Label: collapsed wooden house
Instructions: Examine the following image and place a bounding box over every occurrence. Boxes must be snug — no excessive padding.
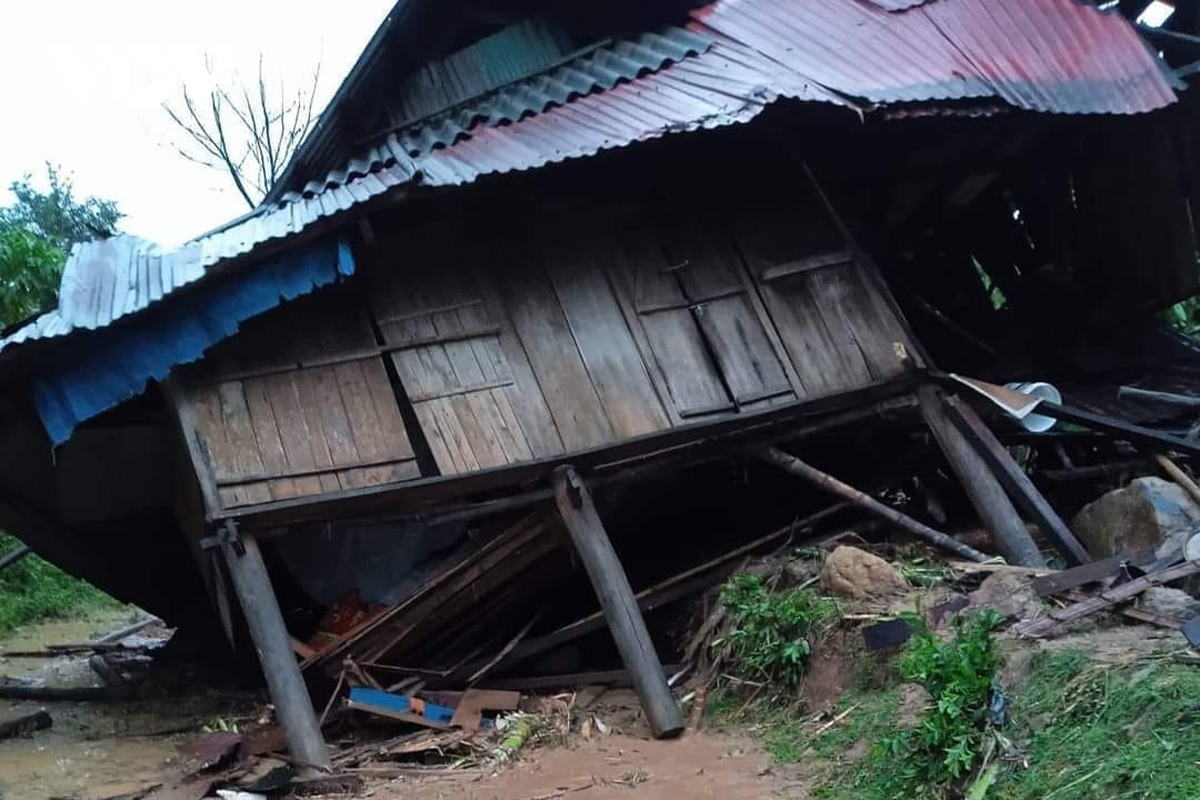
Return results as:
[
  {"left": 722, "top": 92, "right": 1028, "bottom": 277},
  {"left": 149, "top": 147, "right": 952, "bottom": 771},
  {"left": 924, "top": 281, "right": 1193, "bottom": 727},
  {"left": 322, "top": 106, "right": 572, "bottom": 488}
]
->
[{"left": 0, "top": 0, "right": 1188, "bottom": 763}]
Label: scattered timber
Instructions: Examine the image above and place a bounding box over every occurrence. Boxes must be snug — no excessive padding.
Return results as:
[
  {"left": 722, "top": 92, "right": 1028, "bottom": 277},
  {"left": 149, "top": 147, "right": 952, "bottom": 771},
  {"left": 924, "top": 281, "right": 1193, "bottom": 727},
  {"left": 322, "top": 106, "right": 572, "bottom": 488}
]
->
[
  {"left": 552, "top": 465, "right": 684, "bottom": 739},
  {"left": 919, "top": 388, "right": 1046, "bottom": 567},
  {"left": 94, "top": 617, "right": 162, "bottom": 645},
  {"left": 758, "top": 447, "right": 989, "bottom": 562},
  {"left": 0, "top": 545, "right": 31, "bottom": 572},
  {"left": 1153, "top": 453, "right": 1200, "bottom": 507},
  {"left": 1117, "top": 386, "right": 1200, "bottom": 408},
  {"left": 0, "top": 679, "right": 114, "bottom": 702},
  {"left": 1013, "top": 560, "right": 1200, "bottom": 638},
  {"left": 1035, "top": 401, "right": 1200, "bottom": 459},
  {"left": 0, "top": 710, "right": 51, "bottom": 740},
  {"left": 1037, "top": 460, "right": 1150, "bottom": 483}
]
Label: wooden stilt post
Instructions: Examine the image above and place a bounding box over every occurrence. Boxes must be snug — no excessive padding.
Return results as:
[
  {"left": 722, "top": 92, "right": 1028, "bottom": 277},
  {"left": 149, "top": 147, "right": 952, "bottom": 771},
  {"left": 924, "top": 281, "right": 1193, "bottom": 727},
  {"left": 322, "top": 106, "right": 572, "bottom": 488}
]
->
[
  {"left": 552, "top": 466, "right": 684, "bottom": 739},
  {"left": 942, "top": 394, "right": 1091, "bottom": 565},
  {"left": 218, "top": 522, "right": 330, "bottom": 771},
  {"left": 918, "top": 387, "right": 1046, "bottom": 567}
]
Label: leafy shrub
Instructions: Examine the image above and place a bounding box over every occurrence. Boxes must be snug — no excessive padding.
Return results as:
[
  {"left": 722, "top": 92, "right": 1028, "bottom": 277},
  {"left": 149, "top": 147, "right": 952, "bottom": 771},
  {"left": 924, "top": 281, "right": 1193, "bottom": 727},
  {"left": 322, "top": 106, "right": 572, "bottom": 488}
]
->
[
  {"left": 877, "top": 609, "right": 1003, "bottom": 793},
  {"left": 719, "top": 573, "right": 836, "bottom": 688}
]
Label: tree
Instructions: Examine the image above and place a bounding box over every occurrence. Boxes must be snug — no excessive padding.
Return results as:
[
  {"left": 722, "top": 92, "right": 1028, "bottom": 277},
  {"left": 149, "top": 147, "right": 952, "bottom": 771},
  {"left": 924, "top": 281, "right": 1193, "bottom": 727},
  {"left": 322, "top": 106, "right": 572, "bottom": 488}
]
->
[
  {"left": 0, "top": 165, "right": 122, "bottom": 328},
  {"left": 0, "top": 228, "right": 65, "bottom": 327},
  {"left": 163, "top": 55, "right": 322, "bottom": 209},
  {"left": 0, "top": 165, "right": 122, "bottom": 250}
]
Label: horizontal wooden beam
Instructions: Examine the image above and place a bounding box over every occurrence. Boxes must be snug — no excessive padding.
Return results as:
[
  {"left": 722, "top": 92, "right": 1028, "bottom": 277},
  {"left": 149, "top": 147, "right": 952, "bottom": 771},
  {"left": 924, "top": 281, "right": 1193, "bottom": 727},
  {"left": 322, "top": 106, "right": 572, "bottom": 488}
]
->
[{"left": 219, "top": 373, "right": 919, "bottom": 530}]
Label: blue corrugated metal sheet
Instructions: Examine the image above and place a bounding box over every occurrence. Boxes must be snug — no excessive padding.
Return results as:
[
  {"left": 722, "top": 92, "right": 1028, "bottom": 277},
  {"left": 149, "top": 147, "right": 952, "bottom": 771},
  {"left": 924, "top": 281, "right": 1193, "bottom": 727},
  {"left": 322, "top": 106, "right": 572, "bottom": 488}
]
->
[{"left": 32, "top": 240, "right": 353, "bottom": 445}]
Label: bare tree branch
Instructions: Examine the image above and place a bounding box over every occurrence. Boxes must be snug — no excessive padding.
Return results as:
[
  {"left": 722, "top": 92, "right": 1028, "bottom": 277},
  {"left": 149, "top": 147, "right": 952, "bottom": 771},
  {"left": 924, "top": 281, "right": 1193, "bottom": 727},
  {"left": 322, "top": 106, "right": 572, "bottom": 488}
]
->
[{"left": 162, "top": 52, "right": 322, "bottom": 209}]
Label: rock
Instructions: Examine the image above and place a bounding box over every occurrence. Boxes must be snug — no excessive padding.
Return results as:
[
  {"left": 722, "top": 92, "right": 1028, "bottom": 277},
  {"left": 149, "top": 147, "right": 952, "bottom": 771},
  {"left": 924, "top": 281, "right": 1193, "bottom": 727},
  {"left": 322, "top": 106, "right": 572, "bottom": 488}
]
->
[
  {"left": 967, "top": 572, "right": 1044, "bottom": 621},
  {"left": 819, "top": 546, "right": 907, "bottom": 599},
  {"left": 1071, "top": 477, "right": 1200, "bottom": 560},
  {"left": 1140, "top": 587, "right": 1200, "bottom": 621}
]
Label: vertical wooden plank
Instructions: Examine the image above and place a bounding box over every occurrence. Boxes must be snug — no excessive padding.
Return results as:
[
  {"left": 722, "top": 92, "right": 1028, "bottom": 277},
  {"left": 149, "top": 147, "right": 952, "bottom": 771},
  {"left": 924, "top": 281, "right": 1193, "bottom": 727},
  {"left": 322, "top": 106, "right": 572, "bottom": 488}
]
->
[
  {"left": 261, "top": 374, "right": 324, "bottom": 497},
  {"left": 472, "top": 270, "right": 566, "bottom": 459},
  {"left": 807, "top": 266, "right": 903, "bottom": 381},
  {"left": 757, "top": 272, "right": 873, "bottom": 396},
  {"left": 545, "top": 239, "right": 671, "bottom": 439},
  {"left": 210, "top": 383, "right": 269, "bottom": 506},
  {"left": 242, "top": 378, "right": 303, "bottom": 501},
  {"left": 290, "top": 370, "right": 343, "bottom": 495},
  {"left": 498, "top": 265, "right": 614, "bottom": 450}
]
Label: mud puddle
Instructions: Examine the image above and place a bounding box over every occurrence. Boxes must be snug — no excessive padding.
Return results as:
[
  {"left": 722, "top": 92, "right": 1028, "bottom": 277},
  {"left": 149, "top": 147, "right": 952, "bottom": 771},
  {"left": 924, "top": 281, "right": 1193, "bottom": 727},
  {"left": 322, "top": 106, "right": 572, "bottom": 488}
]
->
[{"left": 0, "top": 609, "right": 252, "bottom": 800}]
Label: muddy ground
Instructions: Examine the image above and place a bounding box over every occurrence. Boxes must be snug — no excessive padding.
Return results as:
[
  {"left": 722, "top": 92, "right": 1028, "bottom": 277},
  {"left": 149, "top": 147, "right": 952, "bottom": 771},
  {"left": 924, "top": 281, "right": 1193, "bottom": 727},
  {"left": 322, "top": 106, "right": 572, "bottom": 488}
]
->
[{"left": 0, "top": 609, "right": 256, "bottom": 800}]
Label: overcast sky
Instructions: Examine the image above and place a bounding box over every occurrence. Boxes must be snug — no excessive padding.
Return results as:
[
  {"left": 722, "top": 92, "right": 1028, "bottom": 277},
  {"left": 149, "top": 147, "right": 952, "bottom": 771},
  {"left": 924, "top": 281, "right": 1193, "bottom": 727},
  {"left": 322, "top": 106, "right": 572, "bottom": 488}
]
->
[{"left": 0, "top": 0, "right": 395, "bottom": 246}]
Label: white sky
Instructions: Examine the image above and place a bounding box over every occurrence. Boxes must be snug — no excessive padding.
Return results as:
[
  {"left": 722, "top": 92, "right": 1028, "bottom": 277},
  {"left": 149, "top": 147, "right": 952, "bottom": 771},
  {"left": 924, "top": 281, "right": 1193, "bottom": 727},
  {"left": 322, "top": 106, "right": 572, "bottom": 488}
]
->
[{"left": 0, "top": 0, "right": 396, "bottom": 246}]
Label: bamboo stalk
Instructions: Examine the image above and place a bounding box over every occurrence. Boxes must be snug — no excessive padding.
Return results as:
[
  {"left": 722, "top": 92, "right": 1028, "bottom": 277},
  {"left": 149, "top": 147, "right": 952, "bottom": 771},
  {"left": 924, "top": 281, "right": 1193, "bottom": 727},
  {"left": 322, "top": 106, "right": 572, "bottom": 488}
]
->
[{"left": 758, "top": 447, "right": 989, "bottom": 563}]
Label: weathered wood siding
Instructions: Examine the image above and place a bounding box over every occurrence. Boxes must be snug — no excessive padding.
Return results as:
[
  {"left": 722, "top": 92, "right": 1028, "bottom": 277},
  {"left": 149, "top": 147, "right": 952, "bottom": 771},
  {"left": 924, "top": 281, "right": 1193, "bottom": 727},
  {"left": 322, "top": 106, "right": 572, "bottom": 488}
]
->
[
  {"left": 172, "top": 189, "right": 919, "bottom": 513},
  {"left": 177, "top": 290, "right": 419, "bottom": 510}
]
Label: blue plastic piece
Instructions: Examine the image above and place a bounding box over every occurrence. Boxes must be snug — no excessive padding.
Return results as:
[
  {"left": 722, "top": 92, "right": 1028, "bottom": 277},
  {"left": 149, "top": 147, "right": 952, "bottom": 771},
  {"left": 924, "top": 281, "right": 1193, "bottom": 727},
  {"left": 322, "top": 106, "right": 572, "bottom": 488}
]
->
[
  {"left": 32, "top": 239, "right": 354, "bottom": 445},
  {"left": 348, "top": 686, "right": 457, "bottom": 725}
]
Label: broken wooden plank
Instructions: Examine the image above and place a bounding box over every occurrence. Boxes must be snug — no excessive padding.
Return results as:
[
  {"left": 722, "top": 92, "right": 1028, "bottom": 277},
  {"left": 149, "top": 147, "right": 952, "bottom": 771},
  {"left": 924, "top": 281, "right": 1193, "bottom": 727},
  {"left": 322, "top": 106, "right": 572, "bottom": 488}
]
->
[
  {"left": 0, "top": 544, "right": 31, "bottom": 572},
  {"left": 448, "top": 689, "right": 521, "bottom": 732},
  {"left": 919, "top": 388, "right": 1045, "bottom": 567},
  {"left": 552, "top": 465, "right": 684, "bottom": 739},
  {"left": 0, "top": 710, "right": 51, "bottom": 740},
  {"left": 1035, "top": 401, "right": 1200, "bottom": 458},
  {"left": 1031, "top": 555, "right": 1125, "bottom": 598},
  {"left": 1013, "top": 560, "right": 1200, "bottom": 638},
  {"left": 758, "top": 446, "right": 989, "bottom": 562},
  {"left": 943, "top": 394, "right": 1089, "bottom": 565},
  {"left": 1117, "top": 385, "right": 1200, "bottom": 408},
  {"left": 1153, "top": 453, "right": 1200, "bottom": 507}
]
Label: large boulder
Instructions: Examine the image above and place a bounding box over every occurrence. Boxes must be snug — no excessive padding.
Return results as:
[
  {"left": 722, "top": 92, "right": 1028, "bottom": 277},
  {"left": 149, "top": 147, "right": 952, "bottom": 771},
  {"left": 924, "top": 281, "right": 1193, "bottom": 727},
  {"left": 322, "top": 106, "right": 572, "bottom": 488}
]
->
[
  {"left": 1141, "top": 587, "right": 1200, "bottom": 620},
  {"left": 820, "top": 546, "right": 908, "bottom": 599},
  {"left": 1071, "top": 477, "right": 1200, "bottom": 560},
  {"left": 967, "top": 571, "right": 1044, "bottom": 621}
]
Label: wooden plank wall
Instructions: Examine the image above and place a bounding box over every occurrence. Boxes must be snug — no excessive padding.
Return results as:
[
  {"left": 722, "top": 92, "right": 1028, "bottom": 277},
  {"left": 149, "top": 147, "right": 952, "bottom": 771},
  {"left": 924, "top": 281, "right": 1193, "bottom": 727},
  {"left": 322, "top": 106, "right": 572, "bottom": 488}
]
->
[
  {"left": 177, "top": 289, "right": 419, "bottom": 511},
  {"left": 173, "top": 180, "right": 920, "bottom": 512}
]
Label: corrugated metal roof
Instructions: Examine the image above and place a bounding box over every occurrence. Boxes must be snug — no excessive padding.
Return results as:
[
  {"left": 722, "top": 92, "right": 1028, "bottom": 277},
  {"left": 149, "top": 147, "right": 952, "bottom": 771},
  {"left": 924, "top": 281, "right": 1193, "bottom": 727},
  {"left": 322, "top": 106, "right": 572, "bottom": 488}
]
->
[
  {"left": 391, "top": 28, "right": 714, "bottom": 158},
  {"left": 0, "top": 0, "right": 1175, "bottom": 355}
]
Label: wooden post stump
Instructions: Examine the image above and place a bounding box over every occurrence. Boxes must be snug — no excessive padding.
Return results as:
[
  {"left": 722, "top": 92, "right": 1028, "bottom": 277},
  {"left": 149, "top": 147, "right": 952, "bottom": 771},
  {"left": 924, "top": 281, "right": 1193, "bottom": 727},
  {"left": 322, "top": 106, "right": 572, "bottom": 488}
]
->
[
  {"left": 552, "top": 465, "right": 684, "bottom": 739},
  {"left": 219, "top": 524, "right": 330, "bottom": 771}
]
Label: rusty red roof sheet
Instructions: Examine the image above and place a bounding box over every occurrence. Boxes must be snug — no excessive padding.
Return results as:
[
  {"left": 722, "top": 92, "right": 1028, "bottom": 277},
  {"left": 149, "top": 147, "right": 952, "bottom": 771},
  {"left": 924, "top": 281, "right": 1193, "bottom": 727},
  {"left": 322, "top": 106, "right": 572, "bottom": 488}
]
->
[{"left": 1, "top": 0, "right": 1175, "bottom": 353}]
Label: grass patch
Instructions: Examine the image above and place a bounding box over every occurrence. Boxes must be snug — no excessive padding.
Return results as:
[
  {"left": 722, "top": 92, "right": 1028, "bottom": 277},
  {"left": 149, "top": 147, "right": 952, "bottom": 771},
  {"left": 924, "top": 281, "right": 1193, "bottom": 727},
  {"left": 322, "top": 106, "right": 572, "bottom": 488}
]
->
[
  {"left": 0, "top": 533, "right": 122, "bottom": 636},
  {"left": 992, "top": 651, "right": 1200, "bottom": 800}
]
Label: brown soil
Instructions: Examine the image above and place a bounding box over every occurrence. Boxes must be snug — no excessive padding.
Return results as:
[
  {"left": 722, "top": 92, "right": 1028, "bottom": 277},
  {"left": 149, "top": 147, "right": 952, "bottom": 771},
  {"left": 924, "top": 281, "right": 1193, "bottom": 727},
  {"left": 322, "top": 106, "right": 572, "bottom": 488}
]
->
[{"left": 381, "top": 731, "right": 795, "bottom": 800}]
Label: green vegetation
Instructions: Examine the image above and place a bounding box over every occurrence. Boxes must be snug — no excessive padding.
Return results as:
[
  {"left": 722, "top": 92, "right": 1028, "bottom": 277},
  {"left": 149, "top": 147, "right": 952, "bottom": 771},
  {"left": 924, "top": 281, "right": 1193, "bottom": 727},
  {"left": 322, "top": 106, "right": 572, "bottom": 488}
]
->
[
  {"left": 0, "top": 533, "right": 121, "bottom": 636},
  {"left": 993, "top": 651, "right": 1200, "bottom": 800},
  {"left": 1166, "top": 295, "right": 1200, "bottom": 336},
  {"left": 0, "top": 164, "right": 121, "bottom": 327},
  {"left": 719, "top": 573, "right": 837, "bottom": 687},
  {"left": 886, "top": 610, "right": 1004, "bottom": 789}
]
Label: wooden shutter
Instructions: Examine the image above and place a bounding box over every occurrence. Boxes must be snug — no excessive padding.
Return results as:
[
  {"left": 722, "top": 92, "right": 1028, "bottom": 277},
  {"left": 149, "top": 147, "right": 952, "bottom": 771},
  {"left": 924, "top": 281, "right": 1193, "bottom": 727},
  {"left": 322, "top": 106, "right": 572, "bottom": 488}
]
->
[
  {"left": 369, "top": 249, "right": 565, "bottom": 475},
  {"left": 181, "top": 291, "right": 419, "bottom": 509}
]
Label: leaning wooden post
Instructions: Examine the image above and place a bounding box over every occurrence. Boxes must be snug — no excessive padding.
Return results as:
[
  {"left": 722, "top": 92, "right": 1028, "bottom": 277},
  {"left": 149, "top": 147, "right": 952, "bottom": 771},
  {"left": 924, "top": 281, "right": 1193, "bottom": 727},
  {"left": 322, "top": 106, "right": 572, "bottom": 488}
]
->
[
  {"left": 552, "top": 465, "right": 684, "bottom": 739},
  {"left": 218, "top": 522, "right": 330, "bottom": 771},
  {"left": 942, "top": 394, "right": 1090, "bottom": 565},
  {"left": 758, "top": 447, "right": 989, "bottom": 562},
  {"left": 918, "top": 386, "right": 1046, "bottom": 567}
]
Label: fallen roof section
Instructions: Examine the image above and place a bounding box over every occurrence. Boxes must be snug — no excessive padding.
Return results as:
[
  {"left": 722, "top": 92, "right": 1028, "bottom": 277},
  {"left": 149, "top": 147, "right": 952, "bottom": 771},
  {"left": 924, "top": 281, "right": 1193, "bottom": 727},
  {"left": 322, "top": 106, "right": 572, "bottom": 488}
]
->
[{"left": 0, "top": 0, "right": 1174, "bottom": 355}]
